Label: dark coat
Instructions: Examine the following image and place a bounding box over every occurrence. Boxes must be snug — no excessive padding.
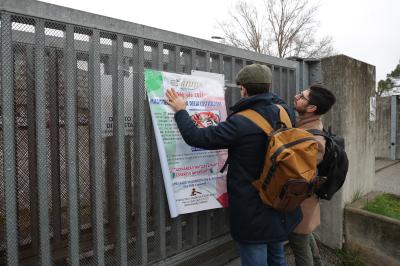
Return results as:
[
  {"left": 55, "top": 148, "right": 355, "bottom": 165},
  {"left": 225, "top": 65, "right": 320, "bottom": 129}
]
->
[{"left": 174, "top": 92, "right": 302, "bottom": 244}]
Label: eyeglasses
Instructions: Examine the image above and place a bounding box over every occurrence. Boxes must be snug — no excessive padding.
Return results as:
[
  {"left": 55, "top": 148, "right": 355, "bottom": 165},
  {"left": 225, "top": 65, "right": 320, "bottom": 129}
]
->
[{"left": 298, "top": 92, "right": 310, "bottom": 102}]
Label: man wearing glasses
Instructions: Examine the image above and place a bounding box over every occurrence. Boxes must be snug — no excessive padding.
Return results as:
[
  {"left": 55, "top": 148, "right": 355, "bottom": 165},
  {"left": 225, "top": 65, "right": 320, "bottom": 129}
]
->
[{"left": 289, "top": 84, "right": 336, "bottom": 266}]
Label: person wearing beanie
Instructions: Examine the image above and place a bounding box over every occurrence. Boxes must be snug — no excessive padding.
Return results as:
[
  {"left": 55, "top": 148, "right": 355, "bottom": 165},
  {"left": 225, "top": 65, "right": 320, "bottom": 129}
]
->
[{"left": 166, "top": 64, "right": 301, "bottom": 266}]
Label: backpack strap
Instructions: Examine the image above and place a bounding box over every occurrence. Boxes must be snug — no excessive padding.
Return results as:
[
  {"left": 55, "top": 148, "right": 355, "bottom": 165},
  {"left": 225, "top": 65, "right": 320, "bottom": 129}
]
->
[
  {"left": 221, "top": 110, "right": 272, "bottom": 174},
  {"left": 275, "top": 104, "right": 293, "bottom": 128},
  {"left": 307, "top": 129, "right": 327, "bottom": 137},
  {"left": 237, "top": 109, "right": 273, "bottom": 135},
  {"left": 237, "top": 105, "right": 293, "bottom": 133}
]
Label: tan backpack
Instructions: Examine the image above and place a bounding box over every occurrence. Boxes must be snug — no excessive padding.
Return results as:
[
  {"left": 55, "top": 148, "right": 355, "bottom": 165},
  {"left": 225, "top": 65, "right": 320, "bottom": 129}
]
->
[{"left": 238, "top": 105, "right": 319, "bottom": 212}]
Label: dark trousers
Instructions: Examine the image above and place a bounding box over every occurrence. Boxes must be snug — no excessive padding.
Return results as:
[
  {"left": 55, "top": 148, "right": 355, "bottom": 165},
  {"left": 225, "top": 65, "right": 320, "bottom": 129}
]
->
[{"left": 288, "top": 232, "right": 323, "bottom": 266}]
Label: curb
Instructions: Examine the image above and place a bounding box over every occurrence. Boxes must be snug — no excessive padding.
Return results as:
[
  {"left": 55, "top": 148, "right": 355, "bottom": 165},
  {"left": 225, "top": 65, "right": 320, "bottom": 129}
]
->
[{"left": 375, "top": 160, "right": 400, "bottom": 173}]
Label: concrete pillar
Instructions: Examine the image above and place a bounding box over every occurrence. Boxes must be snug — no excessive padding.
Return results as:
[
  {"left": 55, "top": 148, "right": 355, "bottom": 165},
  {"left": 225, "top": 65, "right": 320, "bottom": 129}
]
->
[
  {"left": 375, "top": 97, "right": 391, "bottom": 158},
  {"left": 312, "top": 55, "right": 376, "bottom": 249},
  {"left": 390, "top": 95, "right": 398, "bottom": 160}
]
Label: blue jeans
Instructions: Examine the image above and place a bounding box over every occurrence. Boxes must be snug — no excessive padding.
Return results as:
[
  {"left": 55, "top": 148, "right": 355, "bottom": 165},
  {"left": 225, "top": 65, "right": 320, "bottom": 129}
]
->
[{"left": 238, "top": 242, "right": 287, "bottom": 266}]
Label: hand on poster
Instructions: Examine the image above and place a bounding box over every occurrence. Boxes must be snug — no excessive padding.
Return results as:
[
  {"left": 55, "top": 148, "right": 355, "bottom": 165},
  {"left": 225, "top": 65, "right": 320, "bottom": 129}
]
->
[{"left": 165, "top": 88, "right": 187, "bottom": 112}]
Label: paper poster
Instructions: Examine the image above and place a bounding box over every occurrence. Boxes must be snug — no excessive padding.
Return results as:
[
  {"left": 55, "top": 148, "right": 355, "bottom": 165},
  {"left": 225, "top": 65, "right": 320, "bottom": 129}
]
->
[{"left": 145, "top": 69, "right": 228, "bottom": 217}]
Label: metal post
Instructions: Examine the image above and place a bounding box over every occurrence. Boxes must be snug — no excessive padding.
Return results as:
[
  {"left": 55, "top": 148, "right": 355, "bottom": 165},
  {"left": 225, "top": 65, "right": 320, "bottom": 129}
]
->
[
  {"left": 35, "top": 19, "right": 51, "bottom": 266},
  {"left": 88, "top": 30, "right": 105, "bottom": 266},
  {"left": 64, "top": 24, "right": 80, "bottom": 266},
  {"left": 153, "top": 41, "right": 167, "bottom": 258},
  {"left": 48, "top": 49, "right": 62, "bottom": 248},
  {"left": 1, "top": 13, "right": 19, "bottom": 266},
  {"left": 134, "top": 38, "right": 148, "bottom": 265},
  {"left": 26, "top": 45, "right": 40, "bottom": 255},
  {"left": 112, "top": 34, "right": 127, "bottom": 266},
  {"left": 390, "top": 95, "right": 397, "bottom": 160}
]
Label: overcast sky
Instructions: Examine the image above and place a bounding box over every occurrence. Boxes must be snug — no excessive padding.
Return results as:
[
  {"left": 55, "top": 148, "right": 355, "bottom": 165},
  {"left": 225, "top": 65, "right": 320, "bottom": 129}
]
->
[{"left": 40, "top": 0, "right": 400, "bottom": 83}]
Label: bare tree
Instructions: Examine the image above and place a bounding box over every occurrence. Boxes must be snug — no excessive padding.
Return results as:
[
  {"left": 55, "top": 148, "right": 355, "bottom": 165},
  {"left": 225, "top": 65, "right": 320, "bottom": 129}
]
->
[{"left": 217, "top": 0, "right": 335, "bottom": 58}]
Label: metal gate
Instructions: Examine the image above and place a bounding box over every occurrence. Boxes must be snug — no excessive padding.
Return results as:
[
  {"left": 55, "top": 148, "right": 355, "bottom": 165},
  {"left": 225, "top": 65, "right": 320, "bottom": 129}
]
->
[{"left": 0, "top": 1, "right": 299, "bottom": 265}]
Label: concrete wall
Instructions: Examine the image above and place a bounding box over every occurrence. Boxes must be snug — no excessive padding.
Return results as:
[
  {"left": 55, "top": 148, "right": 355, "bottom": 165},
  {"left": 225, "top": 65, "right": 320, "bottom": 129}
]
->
[
  {"left": 375, "top": 96, "right": 400, "bottom": 159},
  {"left": 396, "top": 96, "right": 400, "bottom": 159},
  {"left": 344, "top": 192, "right": 400, "bottom": 265},
  {"left": 311, "top": 55, "right": 376, "bottom": 248},
  {"left": 375, "top": 97, "right": 391, "bottom": 158}
]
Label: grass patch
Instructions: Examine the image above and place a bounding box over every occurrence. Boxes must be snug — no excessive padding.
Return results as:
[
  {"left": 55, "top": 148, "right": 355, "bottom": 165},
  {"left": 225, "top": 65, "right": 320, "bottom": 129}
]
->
[
  {"left": 351, "top": 189, "right": 364, "bottom": 203},
  {"left": 363, "top": 193, "right": 400, "bottom": 220},
  {"left": 336, "top": 249, "right": 366, "bottom": 266}
]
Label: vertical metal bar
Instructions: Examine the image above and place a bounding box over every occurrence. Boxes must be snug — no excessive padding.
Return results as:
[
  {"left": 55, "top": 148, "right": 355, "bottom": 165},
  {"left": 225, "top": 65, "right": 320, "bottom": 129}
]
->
[
  {"left": 230, "top": 58, "right": 237, "bottom": 105},
  {"left": 289, "top": 69, "right": 294, "bottom": 94},
  {"left": 185, "top": 49, "right": 198, "bottom": 247},
  {"left": 48, "top": 49, "right": 62, "bottom": 246},
  {"left": 88, "top": 29, "right": 105, "bottom": 266},
  {"left": 35, "top": 19, "right": 51, "bottom": 266},
  {"left": 205, "top": 52, "right": 210, "bottom": 72},
  {"left": 112, "top": 34, "right": 127, "bottom": 266},
  {"left": 64, "top": 24, "right": 80, "bottom": 266},
  {"left": 390, "top": 95, "right": 397, "bottom": 160},
  {"left": 26, "top": 45, "right": 40, "bottom": 254},
  {"left": 213, "top": 40, "right": 225, "bottom": 230},
  {"left": 200, "top": 212, "right": 212, "bottom": 242},
  {"left": 170, "top": 44, "right": 182, "bottom": 253},
  {"left": 177, "top": 46, "right": 193, "bottom": 248},
  {"left": 151, "top": 44, "right": 158, "bottom": 69},
  {"left": 183, "top": 50, "right": 191, "bottom": 74},
  {"left": 134, "top": 38, "right": 148, "bottom": 265},
  {"left": 279, "top": 67, "right": 284, "bottom": 101},
  {"left": 174, "top": 46, "right": 180, "bottom": 74},
  {"left": 213, "top": 39, "right": 225, "bottom": 230},
  {"left": 152, "top": 41, "right": 166, "bottom": 258},
  {"left": 224, "top": 57, "right": 234, "bottom": 84},
  {"left": 105, "top": 136, "right": 116, "bottom": 242},
  {"left": 232, "top": 58, "right": 238, "bottom": 79},
  {"left": 167, "top": 46, "right": 176, "bottom": 72},
  {"left": 286, "top": 68, "right": 290, "bottom": 103},
  {"left": 231, "top": 57, "right": 236, "bottom": 84},
  {"left": 295, "top": 61, "right": 301, "bottom": 94},
  {"left": 271, "top": 65, "right": 275, "bottom": 93},
  {"left": 218, "top": 54, "right": 223, "bottom": 74},
  {"left": 191, "top": 49, "right": 196, "bottom": 71},
  {"left": 125, "top": 138, "right": 132, "bottom": 230},
  {"left": 1, "top": 13, "right": 19, "bottom": 266}
]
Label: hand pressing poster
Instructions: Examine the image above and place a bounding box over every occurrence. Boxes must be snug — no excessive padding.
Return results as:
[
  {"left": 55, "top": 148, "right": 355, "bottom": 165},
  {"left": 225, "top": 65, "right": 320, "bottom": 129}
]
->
[{"left": 145, "top": 69, "right": 228, "bottom": 217}]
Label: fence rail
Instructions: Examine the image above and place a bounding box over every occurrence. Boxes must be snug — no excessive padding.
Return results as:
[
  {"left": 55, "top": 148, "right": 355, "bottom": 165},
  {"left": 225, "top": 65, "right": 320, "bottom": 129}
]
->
[{"left": 0, "top": 1, "right": 299, "bottom": 265}]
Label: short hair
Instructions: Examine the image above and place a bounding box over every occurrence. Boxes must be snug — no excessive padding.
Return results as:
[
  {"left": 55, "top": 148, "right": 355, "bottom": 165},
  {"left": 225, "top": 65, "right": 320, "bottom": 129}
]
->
[
  {"left": 308, "top": 84, "right": 336, "bottom": 115},
  {"left": 242, "top": 83, "right": 271, "bottom": 96}
]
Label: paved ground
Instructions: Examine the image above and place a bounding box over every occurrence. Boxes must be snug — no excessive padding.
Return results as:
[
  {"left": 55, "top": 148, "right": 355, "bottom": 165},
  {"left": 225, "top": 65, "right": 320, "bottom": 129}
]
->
[
  {"left": 224, "top": 241, "right": 342, "bottom": 266},
  {"left": 224, "top": 159, "right": 400, "bottom": 265},
  {"left": 375, "top": 159, "right": 400, "bottom": 196}
]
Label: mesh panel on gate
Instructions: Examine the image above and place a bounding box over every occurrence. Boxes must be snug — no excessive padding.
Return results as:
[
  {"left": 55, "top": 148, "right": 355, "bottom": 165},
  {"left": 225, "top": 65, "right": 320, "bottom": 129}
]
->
[
  {"left": 0, "top": 6, "right": 301, "bottom": 265},
  {"left": 162, "top": 44, "right": 175, "bottom": 72},
  {"left": 0, "top": 16, "right": 5, "bottom": 266}
]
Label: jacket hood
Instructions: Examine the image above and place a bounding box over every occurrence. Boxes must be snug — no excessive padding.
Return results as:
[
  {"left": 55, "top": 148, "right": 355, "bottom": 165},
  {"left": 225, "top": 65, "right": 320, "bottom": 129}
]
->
[{"left": 230, "top": 92, "right": 286, "bottom": 113}]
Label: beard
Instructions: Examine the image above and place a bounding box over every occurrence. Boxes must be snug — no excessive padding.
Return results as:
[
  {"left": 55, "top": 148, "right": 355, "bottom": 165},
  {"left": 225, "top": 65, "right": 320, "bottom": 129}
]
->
[
  {"left": 294, "top": 100, "right": 307, "bottom": 115},
  {"left": 296, "top": 109, "right": 307, "bottom": 115},
  {"left": 295, "top": 105, "right": 307, "bottom": 115}
]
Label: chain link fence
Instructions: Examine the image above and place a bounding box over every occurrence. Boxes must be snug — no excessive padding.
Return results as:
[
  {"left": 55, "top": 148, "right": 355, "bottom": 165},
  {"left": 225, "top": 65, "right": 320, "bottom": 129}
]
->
[{"left": 0, "top": 3, "right": 298, "bottom": 265}]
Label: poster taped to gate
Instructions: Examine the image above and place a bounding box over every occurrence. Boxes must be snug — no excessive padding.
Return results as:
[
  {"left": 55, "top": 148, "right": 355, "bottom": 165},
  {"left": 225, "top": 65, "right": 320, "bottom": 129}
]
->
[{"left": 145, "top": 69, "right": 228, "bottom": 217}]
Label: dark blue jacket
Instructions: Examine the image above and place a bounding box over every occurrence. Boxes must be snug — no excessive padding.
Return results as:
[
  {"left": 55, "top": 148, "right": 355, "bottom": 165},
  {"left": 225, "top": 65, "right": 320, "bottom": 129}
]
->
[{"left": 174, "top": 92, "right": 302, "bottom": 244}]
